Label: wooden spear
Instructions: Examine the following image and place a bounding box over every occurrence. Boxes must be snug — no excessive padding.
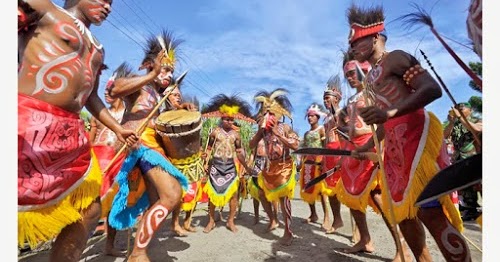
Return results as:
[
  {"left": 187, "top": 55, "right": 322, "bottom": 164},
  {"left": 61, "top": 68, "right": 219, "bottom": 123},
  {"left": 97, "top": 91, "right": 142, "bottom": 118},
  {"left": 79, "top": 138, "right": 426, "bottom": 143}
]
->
[
  {"left": 420, "top": 49, "right": 482, "bottom": 152},
  {"left": 355, "top": 62, "right": 406, "bottom": 262}
]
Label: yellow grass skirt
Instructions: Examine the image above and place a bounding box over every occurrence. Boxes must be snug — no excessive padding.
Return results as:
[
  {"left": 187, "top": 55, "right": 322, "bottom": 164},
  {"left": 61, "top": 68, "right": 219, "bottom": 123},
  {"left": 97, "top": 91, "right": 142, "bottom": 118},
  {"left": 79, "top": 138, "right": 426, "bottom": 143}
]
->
[
  {"left": 258, "top": 160, "right": 297, "bottom": 202},
  {"left": 379, "top": 111, "right": 463, "bottom": 231},
  {"left": 18, "top": 150, "right": 102, "bottom": 249}
]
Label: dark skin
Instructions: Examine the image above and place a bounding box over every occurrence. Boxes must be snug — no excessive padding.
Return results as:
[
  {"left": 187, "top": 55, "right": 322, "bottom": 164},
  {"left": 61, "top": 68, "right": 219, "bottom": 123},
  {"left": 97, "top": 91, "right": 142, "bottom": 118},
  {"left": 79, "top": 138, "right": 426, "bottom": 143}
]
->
[
  {"left": 350, "top": 32, "right": 471, "bottom": 262},
  {"left": 203, "top": 117, "right": 252, "bottom": 234},
  {"left": 18, "top": 1, "right": 138, "bottom": 261},
  {"left": 249, "top": 112, "right": 300, "bottom": 246},
  {"left": 106, "top": 43, "right": 192, "bottom": 262}
]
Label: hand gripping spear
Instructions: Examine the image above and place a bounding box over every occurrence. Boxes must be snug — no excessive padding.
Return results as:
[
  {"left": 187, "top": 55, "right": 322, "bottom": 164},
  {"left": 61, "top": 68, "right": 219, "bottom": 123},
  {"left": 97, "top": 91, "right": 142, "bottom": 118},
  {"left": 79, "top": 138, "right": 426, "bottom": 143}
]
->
[
  {"left": 355, "top": 62, "right": 406, "bottom": 262},
  {"left": 102, "top": 70, "right": 188, "bottom": 174},
  {"left": 420, "top": 49, "right": 482, "bottom": 152}
]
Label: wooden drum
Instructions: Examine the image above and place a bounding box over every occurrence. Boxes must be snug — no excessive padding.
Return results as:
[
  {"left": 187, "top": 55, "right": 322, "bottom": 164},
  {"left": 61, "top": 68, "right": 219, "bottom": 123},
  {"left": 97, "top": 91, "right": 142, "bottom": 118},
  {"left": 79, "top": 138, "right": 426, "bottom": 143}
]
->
[{"left": 155, "top": 109, "right": 202, "bottom": 160}]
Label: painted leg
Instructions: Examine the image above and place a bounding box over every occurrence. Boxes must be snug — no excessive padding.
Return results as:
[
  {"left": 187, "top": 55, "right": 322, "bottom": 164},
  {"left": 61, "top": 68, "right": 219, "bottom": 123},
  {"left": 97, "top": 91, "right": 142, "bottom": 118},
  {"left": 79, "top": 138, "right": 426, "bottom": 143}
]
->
[
  {"left": 279, "top": 196, "right": 293, "bottom": 246},
  {"left": 326, "top": 195, "right": 344, "bottom": 234},
  {"left": 419, "top": 207, "right": 472, "bottom": 262},
  {"left": 320, "top": 194, "right": 331, "bottom": 230},
  {"left": 50, "top": 198, "right": 101, "bottom": 262},
  {"left": 129, "top": 167, "right": 182, "bottom": 262},
  {"left": 128, "top": 202, "right": 170, "bottom": 262},
  {"left": 343, "top": 209, "right": 374, "bottom": 253},
  {"left": 226, "top": 193, "right": 238, "bottom": 233}
]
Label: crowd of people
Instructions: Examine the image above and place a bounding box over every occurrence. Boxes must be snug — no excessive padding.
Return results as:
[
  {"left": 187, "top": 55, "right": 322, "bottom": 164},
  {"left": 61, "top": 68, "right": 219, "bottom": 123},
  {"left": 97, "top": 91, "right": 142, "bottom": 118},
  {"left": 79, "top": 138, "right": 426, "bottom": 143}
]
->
[{"left": 18, "top": 0, "right": 481, "bottom": 261}]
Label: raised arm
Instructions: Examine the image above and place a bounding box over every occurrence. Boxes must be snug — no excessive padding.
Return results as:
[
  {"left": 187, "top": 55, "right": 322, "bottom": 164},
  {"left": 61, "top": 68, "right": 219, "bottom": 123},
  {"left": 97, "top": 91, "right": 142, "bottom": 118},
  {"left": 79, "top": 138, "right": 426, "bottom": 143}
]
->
[
  {"left": 18, "top": 0, "right": 54, "bottom": 31},
  {"left": 109, "top": 52, "right": 163, "bottom": 98}
]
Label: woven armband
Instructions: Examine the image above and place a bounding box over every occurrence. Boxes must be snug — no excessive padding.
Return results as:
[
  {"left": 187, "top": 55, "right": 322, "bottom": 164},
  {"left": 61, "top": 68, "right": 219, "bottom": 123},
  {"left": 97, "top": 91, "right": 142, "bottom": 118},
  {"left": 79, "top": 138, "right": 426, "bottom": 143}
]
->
[{"left": 402, "top": 64, "right": 426, "bottom": 86}]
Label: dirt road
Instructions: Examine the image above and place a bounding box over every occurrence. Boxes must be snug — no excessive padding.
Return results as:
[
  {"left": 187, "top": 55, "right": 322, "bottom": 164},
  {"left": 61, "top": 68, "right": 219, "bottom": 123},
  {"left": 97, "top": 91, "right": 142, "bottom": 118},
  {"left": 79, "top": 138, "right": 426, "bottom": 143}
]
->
[{"left": 19, "top": 184, "right": 482, "bottom": 262}]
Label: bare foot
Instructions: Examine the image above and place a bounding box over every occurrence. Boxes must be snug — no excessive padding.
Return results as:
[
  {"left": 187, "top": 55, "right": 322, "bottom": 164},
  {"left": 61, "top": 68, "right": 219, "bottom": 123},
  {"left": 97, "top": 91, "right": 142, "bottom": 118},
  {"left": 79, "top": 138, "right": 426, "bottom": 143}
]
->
[
  {"left": 325, "top": 220, "right": 344, "bottom": 234},
  {"left": 128, "top": 253, "right": 150, "bottom": 262},
  {"left": 279, "top": 234, "right": 294, "bottom": 246},
  {"left": 343, "top": 240, "right": 375, "bottom": 253},
  {"left": 183, "top": 224, "right": 197, "bottom": 233},
  {"left": 103, "top": 248, "right": 126, "bottom": 257},
  {"left": 303, "top": 215, "right": 318, "bottom": 224},
  {"left": 322, "top": 218, "right": 331, "bottom": 230},
  {"left": 266, "top": 220, "right": 279, "bottom": 232},
  {"left": 203, "top": 221, "right": 216, "bottom": 233},
  {"left": 253, "top": 216, "right": 259, "bottom": 225},
  {"left": 226, "top": 222, "right": 238, "bottom": 233},
  {"left": 172, "top": 226, "right": 188, "bottom": 237}
]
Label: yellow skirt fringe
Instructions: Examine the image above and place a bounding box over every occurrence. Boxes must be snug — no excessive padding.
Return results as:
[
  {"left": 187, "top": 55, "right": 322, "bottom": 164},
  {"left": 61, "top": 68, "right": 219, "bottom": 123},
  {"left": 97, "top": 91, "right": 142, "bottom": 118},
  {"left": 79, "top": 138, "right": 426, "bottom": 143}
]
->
[
  {"left": 257, "top": 162, "right": 297, "bottom": 202},
  {"left": 336, "top": 169, "right": 380, "bottom": 213},
  {"left": 247, "top": 177, "right": 261, "bottom": 201},
  {"left": 380, "top": 112, "right": 463, "bottom": 232},
  {"left": 203, "top": 177, "right": 240, "bottom": 208},
  {"left": 18, "top": 150, "right": 102, "bottom": 249}
]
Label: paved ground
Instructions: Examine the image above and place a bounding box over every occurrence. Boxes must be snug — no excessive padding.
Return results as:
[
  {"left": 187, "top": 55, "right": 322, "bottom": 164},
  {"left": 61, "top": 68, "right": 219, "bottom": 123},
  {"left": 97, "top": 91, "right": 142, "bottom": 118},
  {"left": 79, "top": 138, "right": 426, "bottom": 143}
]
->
[{"left": 19, "top": 184, "right": 483, "bottom": 262}]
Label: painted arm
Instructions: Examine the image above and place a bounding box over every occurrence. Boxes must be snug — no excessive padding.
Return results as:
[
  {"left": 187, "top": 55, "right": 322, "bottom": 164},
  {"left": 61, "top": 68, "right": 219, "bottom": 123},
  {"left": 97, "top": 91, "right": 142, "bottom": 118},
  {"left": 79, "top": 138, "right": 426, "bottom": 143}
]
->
[
  {"left": 273, "top": 125, "right": 300, "bottom": 151},
  {"left": 384, "top": 50, "right": 443, "bottom": 119}
]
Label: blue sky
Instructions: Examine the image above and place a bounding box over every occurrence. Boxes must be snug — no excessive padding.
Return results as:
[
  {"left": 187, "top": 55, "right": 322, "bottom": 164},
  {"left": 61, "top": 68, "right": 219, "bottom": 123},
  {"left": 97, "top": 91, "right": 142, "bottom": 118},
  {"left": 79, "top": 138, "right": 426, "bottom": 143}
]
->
[
  {"left": 7, "top": 1, "right": 492, "bottom": 259},
  {"left": 50, "top": 0, "right": 483, "bottom": 136}
]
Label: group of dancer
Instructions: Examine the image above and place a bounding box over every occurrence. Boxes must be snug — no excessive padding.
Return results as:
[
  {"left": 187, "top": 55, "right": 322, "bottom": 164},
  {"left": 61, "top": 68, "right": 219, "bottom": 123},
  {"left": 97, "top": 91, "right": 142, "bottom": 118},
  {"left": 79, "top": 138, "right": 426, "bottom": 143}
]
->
[{"left": 18, "top": 0, "right": 477, "bottom": 261}]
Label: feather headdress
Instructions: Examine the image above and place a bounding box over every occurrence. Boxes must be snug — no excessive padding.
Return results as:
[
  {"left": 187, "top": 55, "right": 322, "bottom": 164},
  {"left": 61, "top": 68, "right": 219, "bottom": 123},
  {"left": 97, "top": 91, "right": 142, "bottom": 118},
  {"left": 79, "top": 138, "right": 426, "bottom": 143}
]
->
[
  {"left": 398, "top": 3, "right": 482, "bottom": 90},
  {"left": 141, "top": 29, "right": 184, "bottom": 70},
  {"left": 201, "top": 94, "right": 255, "bottom": 123},
  {"left": 347, "top": 4, "right": 385, "bottom": 44},
  {"left": 324, "top": 75, "right": 343, "bottom": 99},
  {"left": 253, "top": 88, "right": 293, "bottom": 122},
  {"left": 342, "top": 50, "right": 372, "bottom": 75},
  {"left": 305, "top": 103, "right": 327, "bottom": 120},
  {"left": 106, "top": 62, "right": 135, "bottom": 90}
]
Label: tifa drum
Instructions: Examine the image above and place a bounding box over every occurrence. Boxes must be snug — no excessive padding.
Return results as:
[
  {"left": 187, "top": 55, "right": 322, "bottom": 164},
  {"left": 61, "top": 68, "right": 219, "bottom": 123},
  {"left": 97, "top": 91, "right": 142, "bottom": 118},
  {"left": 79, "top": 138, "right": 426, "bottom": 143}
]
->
[{"left": 155, "top": 109, "right": 202, "bottom": 160}]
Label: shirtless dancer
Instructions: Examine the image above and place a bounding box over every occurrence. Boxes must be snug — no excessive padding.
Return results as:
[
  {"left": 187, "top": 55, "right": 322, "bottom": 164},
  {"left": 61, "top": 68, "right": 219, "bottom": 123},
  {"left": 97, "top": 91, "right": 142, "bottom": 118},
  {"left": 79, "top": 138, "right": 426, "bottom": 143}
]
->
[{"left": 18, "top": 1, "right": 137, "bottom": 261}]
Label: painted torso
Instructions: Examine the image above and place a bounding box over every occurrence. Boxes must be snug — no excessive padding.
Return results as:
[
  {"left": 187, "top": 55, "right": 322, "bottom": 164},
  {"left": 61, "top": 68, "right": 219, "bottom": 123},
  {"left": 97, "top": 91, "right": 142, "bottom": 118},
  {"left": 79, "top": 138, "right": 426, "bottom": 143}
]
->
[
  {"left": 18, "top": 7, "right": 104, "bottom": 113},
  {"left": 263, "top": 123, "right": 298, "bottom": 160},
  {"left": 212, "top": 127, "right": 238, "bottom": 161},
  {"left": 346, "top": 91, "right": 372, "bottom": 138},
  {"left": 323, "top": 113, "right": 340, "bottom": 144},
  {"left": 365, "top": 55, "right": 412, "bottom": 110}
]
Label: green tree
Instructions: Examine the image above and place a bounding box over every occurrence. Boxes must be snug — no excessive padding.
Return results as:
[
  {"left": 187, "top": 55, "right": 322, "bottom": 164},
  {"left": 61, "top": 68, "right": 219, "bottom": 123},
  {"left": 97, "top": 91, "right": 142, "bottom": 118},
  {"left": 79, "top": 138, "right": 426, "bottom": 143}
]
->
[
  {"left": 468, "top": 62, "right": 482, "bottom": 93},
  {"left": 468, "top": 96, "right": 482, "bottom": 113}
]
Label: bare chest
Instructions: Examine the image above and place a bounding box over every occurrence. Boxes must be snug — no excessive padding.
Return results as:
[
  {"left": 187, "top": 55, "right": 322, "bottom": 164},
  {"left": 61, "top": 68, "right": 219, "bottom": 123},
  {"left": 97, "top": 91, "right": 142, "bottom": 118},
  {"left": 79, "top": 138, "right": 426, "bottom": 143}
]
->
[{"left": 366, "top": 64, "right": 408, "bottom": 109}]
